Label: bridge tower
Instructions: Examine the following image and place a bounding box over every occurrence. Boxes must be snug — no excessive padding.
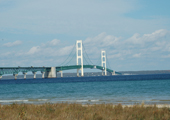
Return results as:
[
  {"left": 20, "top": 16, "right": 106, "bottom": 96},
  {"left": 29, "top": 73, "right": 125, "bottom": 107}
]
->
[
  {"left": 76, "top": 40, "right": 84, "bottom": 77},
  {"left": 101, "top": 50, "right": 107, "bottom": 76}
]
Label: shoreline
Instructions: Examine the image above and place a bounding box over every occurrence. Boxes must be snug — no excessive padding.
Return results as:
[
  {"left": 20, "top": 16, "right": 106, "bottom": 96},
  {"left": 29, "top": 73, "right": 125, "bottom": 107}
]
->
[
  {"left": 1, "top": 102, "right": 170, "bottom": 108},
  {"left": 1, "top": 98, "right": 170, "bottom": 106},
  {"left": 120, "top": 104, "right": 170, "bottom": 108}
]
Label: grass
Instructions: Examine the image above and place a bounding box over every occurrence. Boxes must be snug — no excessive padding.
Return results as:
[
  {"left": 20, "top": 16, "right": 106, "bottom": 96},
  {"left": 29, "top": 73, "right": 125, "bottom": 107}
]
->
[{"left": 0, "top": 103, "right": 170, "bottom": 120}]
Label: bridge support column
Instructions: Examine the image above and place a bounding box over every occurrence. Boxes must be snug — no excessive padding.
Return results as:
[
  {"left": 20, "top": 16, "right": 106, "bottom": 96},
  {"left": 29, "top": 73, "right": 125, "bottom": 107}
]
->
[
  {"left": 13, "top": 74, "right": 18, "bottom": 80},
  {"left": 45, "top": 67, "right": 56, "bottom": 78},
  {"left": 0, "top": 76, "right": 2, "bottom": 80},
  {"left": 77, "top": 69, "right": 79, "bottom": 77},
  {"left": 59, "top": 71, "right": 63, "bottom": 78},
  {"left": 23, "top": 72, "right": 27, "bottom": 79},
  {"left": 102, "top": 70, "right": 104, "bottom": 76},
  {"left": 112, "top": 71, "right": 115, "bottom": 75},
  {"left": 41, "top": 71, "right": 45, "bottom": 78},
  {"left": 76, "top": 40, "right": 84, "bottom": 77},
  {"left": 32, "top": 72, "right": 36, "bottom": 79},
  {"left": 101, "top": 50, "right": 107, "bottom": 76}
]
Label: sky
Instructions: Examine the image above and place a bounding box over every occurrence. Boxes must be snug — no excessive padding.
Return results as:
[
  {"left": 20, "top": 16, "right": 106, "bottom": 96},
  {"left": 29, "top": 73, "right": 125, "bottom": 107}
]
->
[{"left": 0, "top": 0, "right": 170, "bottom": 72}]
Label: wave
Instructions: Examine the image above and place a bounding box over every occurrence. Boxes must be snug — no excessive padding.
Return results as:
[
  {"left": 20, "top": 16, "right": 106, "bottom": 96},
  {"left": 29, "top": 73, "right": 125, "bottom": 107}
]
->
[
  {"left": 76, "top": 100, "right": 89, "bottom": 102},
  {"left": 28, "top": 99, "right": 48, "bottom": 102},
  {"left": 0, "top": 99, "right": 48, "bottom": 103},
  {"left": 70, "top": 99, "right": 100, "bottom": 102},
  {"left": 0, "top": 99, "right": 28, "bottom": 103},
  {"left": 91, "top": 100, "right": 100, "bottom": 102}
]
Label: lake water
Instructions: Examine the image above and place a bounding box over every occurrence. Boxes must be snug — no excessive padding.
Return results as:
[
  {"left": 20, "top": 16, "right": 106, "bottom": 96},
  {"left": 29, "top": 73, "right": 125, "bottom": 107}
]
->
[{"left": 0, "top": 74, "right": 170, "bottom": 105}]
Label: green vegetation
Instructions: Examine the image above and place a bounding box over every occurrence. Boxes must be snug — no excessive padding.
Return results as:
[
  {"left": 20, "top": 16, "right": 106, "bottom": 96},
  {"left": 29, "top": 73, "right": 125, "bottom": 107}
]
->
[{"left": 0, "top": 103, "right": 170, "bottom": 120}]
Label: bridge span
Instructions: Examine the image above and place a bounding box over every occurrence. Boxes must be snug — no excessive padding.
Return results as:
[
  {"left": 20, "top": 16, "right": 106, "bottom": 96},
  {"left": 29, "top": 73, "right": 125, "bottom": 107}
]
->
[
  {"left": 0, "top": 65, "right": 117, "bottom": 79},
  {"left": 0, "top": 40, "right": 119, "bottom": 80}
]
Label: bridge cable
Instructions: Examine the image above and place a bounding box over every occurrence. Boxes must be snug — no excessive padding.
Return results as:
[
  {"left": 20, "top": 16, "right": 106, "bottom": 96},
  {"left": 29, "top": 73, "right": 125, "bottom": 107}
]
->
[
  {"left": 65, "top": 51, "right": 76, "bottom": 66},
  {"left": 59, "top": 44, "right": 76, "bottom": 66},
  {"left": 83, "top": 53, "right": 91, "bottom": 65},
  {"left": 83, "top": 54, "right": 90, "bottom": 65},
  {"left": 82, "top": 43, "right": 92, "bottom": 64},
  {"left": 95, "top": 54, "right": 101, "bottom": 66},
  {"left": 82, "top": 43, "right": 94, "bottom": 65},
  {"left": 106, "top": 54, "right": 112, "bottom": 69}
]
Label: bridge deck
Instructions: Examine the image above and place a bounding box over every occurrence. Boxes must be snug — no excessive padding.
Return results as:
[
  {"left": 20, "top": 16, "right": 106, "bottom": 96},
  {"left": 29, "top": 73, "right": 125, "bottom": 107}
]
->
[
  {"left": 0, "top": 65, "right": 115, "bottom": 76},
  {"left": 56, "top": 65, "right": 113, "bottom": 72}
]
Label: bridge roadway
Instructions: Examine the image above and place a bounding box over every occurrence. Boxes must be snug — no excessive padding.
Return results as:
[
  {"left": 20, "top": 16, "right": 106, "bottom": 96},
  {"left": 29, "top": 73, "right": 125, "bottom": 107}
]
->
[
  {"left": 0, "top": 65, "right": 118, "bottom": 79},
  {"left": 55, "top": 65, "right": 113, "bottom": 72}
]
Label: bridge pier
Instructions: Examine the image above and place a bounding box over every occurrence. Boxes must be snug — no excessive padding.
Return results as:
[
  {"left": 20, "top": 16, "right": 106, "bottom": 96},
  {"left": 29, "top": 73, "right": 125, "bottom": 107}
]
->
[
  {"left": 23, "top": 72, "right": 27, "bottom": 79},
  {"left": 59, "top": 71, "right": 63, "bottom": 78},
  {"left": 13, "top": 74, "right": 18, "bottom": 80},
  {"left": 0, "top": 76, "right": 2, "bottom": 80},
  {"left": 32, "top": 72, "right": 36, "bottom": 79},
  {"left": 105, "top": 70, "right": 107, "bottom": 76},
  {"left": 77, "top": 69, "right": 79, "bottom": 77},
  {"left": 45, "top": 67, "right": 56, "bottom": 78},
  {"left": 112, "top": 71, "right": 115, "bottom": 75},
  {"left": 102, "top": 69, "right": 107, "bottom": 76},
  {"left": 41, "top": 71, "right": 45, "bottom": 78}
]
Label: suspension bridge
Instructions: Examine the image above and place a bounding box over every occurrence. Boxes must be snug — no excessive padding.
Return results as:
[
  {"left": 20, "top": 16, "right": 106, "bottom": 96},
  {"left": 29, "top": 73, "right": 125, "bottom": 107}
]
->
[{"left": 0, "top": 40, "right": 120, "bottom": 80}]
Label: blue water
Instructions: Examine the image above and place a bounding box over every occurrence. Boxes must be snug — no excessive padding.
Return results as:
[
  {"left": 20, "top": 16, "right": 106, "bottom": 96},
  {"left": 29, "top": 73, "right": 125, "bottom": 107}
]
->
[{"left": 0, "top": 74, "right": 170, "bottom": 105}]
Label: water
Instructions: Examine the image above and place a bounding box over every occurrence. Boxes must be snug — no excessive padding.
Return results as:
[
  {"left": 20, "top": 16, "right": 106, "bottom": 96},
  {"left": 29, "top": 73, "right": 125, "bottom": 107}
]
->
[{"left": 0, "top": 74, "right": 170, "bottom": 105}]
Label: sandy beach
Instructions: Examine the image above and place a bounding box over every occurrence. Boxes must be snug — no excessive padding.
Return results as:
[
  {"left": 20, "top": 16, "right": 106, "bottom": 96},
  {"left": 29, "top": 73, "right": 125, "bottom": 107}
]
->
[{"left": 82, "top": 104, "right": 170, "bottom": 108}]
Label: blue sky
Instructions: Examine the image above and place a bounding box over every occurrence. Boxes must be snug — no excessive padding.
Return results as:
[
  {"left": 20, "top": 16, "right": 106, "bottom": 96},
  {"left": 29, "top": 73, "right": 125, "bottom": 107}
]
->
[{"left": 0, "top": 0, "right": 170, "bottom": 71}]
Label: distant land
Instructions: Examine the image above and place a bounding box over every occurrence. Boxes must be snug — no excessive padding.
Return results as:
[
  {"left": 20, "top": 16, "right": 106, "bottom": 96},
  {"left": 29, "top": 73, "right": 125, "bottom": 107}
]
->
[
  {"left": 120, "top": 70, "right": 170, "bottom": 75},
  {"left": 1, "top": 70, "right": 170, "bottom": 80}
]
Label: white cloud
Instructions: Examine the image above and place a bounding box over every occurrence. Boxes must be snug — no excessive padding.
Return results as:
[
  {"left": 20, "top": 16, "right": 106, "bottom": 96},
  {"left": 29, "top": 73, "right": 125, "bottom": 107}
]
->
[
  {"left": 1, "top": 52, "right": 13, "bottom": 56},
  {"left": 27, "top": 46, "right": 40, "bottom": 55},
  {"left": 26, "top": 39, "right": 73, "bottom": 57},
  {"left": 126, "top": 29, "right": 169, "bottom": 45},
  {"left": 58, "top": 45, "right": 74, "bottom": 56},
  {"left": 48, "top": 39, "right": 60, "bottom": 46},
  {"left": 162, "top": 54, "right": 170, "bottom": 58},
  {"left": 41, "top": 39, "right": 60, "bottom": 47},
  {"left": 4, "top": 29, "right": 169, "bottom": 62},
  {"left": 1, "top": 29, "right": 170, "bottom": 70},
  {"left": 132, "top": 53, "right": 141, "bottom": 58},
  {"left": 3, "top": 40, "right": 22, "bottom": 47},
  {"left": 84, "top": 32, "right": 121, "bottom": 49},
  {"left": 108, "top": 53, "right": 122, "bottom": 58},
  {"left": 150, "top": 46, "right": 162, "bottom": 51},
  {"left": 83, "top": 29, "right": 170, "bottom": 61}
]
